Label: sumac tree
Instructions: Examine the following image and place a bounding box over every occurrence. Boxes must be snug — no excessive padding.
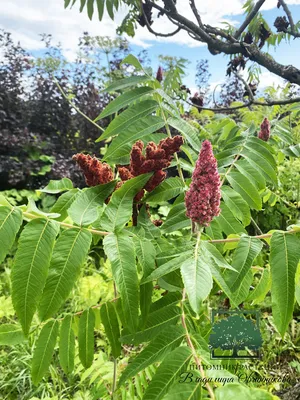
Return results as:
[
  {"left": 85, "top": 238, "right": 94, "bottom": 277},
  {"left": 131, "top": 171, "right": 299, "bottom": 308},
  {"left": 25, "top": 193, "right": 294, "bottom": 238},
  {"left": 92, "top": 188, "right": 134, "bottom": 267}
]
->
[{"left": 0, "top": 55, "right": 300, "bottom": 398}]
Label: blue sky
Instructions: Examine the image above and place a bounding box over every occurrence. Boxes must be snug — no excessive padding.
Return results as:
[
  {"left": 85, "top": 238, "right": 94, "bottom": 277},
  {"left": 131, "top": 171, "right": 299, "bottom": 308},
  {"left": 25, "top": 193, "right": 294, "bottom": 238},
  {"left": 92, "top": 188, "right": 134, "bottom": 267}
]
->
[{"left": 1, "top": 0, "right": 300, "bottom": 92}]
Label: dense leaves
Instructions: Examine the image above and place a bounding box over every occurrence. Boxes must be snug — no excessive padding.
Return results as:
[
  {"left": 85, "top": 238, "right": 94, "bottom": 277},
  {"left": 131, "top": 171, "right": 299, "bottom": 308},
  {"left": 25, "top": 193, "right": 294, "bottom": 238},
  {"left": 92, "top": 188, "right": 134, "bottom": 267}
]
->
[{"left": 1, "top": 49, "right": 300, "bottom": 399}]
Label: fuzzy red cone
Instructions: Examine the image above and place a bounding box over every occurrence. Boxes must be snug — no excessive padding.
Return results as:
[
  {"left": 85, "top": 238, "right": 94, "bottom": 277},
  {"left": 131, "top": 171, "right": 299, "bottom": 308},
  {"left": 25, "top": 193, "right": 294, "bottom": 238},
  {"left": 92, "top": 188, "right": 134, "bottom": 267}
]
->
[
  {"left": 185, "top": 140, "right": 221, "bottom": 227},
  {"left": 258, "top": 117, "right": 271, "bottom": 141},
  {"left": 73, "top": 153, "right": 114, "bottom": 186}
]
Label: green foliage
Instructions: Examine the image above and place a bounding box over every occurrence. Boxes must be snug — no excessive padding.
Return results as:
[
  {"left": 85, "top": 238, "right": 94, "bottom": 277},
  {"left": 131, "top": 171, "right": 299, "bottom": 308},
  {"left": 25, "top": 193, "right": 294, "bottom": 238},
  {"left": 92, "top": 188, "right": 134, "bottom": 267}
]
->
[
  {"left": 59, "top": 315, "right": 75, "bottom": 374},
  {"left": 0, "top": 324, "right": 25, "bottom": 345},
  {"left": 100, "top": 302, "right": 121, "bottom": 358},
  {"left": 270, "top": 232, "right": 300, "bottom": 337},
  {"left": 31, "top": 320, "right": 59, "bottom": 385},
  {"left": 78, "top": 308, "right": 95, "bottom": 368},
  {"left": 104, "top": 233, "right": 139, "bottom": 333},
  {"left": 1, "top": 55, "right": 300, "bottom": 398},
  {"left": 38, "top": 229, "right": 92, "bottom": 320},
  {"left": 11, "top": 219, "right": 59, "bottom": 335}
]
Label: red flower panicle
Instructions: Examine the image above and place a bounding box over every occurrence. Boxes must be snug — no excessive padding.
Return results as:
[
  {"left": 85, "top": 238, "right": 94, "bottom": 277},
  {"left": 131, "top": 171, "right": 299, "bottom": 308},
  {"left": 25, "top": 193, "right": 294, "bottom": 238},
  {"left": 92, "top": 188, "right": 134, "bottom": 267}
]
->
[
  {"left": 185, "top": 140, "right": 221, "bottom": 227},
  {"left": 118, "top": 136, "right": 183, "bottom": 200},
  {"left": 72, "top": 153, "right": 114, "bottom": 186},
  {"left": 258, "top": 117, "right": 271, "bottom": 141}
]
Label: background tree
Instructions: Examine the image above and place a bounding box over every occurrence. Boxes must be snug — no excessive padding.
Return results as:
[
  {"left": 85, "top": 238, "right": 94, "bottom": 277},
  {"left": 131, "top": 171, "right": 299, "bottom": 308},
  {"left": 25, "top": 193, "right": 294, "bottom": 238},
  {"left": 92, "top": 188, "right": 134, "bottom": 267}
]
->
[{"left": 66, "top": 0, "right": 300, "bottom": 111}]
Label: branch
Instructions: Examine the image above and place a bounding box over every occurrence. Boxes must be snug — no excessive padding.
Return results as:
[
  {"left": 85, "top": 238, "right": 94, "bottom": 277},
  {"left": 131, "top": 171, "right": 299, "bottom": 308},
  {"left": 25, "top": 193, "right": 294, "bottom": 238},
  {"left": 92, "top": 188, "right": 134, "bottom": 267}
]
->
[
  {"left": 54, "top": 77, "right": 104, "bottom": 132},
  {"left": 234, "top": 0, "right": 266, "bottom": 39},
  {"left": 208, "top": 229, "right": 298, "bottom": 244},
  {"left": 204, "top": 24, "right": 238, "bottom": 42},
  {"left": 23, "top": 211, "right": 109, "bottom": 236},
  {"left": 189, "top": 0, "right": 203, "bottom": 28},
  {"left": 185, "top": 95, "right": 300, "bottom": 112},
  {"left": 246, "top": 44, "right": 300, "bottom": 85},
  {"left": 141, "top": 1, "right": 181, "bottom": 37},
  {"left": 22, "top": 210, "right": 299, "bottom": 244},
  {"left": 278, "top": 0, "right": 300, "bottom": 37},
  {"left": 148, "top": 1, "right": 300, "bottom": 85},
  {"left": 233, "top": 70, "right": 254, "bottom": 102}
]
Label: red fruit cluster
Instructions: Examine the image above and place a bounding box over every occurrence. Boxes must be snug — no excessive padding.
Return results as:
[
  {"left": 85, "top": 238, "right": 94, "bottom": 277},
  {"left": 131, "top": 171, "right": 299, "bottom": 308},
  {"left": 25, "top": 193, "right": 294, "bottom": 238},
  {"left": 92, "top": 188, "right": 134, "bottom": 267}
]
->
[
  {"left": 258, "top": 117, "right": 271, "bottom": 141},
  {"left": 118, "top": 136, "right": 184, "bottom": 201},
  {"left": 274, "top": 16, "right": 289, "bottom": 32},
  {"left": 190, "top": 92, "right": 204, "bottom": 107},
  {"left": 72, "top": 153, "right": 114, "bottom": 186},
  {"left": 185, "top": 140, "right": 221, "bottom": 227}
]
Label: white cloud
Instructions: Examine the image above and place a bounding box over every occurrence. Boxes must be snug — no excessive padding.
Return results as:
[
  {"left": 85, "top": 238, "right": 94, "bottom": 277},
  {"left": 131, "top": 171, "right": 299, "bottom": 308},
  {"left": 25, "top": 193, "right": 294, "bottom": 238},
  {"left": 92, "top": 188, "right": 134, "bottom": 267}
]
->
[{"left": 258, "top": 69, "right": 285, "bottom": 88}]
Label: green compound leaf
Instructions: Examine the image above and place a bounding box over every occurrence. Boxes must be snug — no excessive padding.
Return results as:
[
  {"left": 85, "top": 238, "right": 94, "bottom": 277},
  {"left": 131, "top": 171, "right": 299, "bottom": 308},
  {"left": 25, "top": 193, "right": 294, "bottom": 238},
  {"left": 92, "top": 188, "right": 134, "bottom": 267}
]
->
[
  {"left": 105, "top": 75, "right": 151, "bottom": 93},
  {"left": 38, "top": 229, "right": 92, "bottom": 320},
  {"left": 270, "top": 232, "right": 300, "bottom": 337},
  {"left": 39, "top": 178, "right": 73, "bottom": 194},
  {"left": 142, "top": 346, "right": 192, "bottom": 400},
  {"left": 59, "top": 315, "right": 75, "bottom": 374},
  {"left": 101, "top": 173, "right": 151, "bottom": 232},
  {"left": 226, "top": 237, "right": 263, "bottom": 305},
  {"left": 145, "top": 177, "right": 185, "bottom": 204},
  {"left": 181, "top": 250, "right": 213, "bottom": 314},
  {"left": 118, "top": 326, "right": 185, "bottom": 387},
  {"left": 78, "top": 308, "right": 95, "bottom": 368},
  {"left": 12, "top": 219, "right": 59, "bottom": 335},
  {"left": 0, "top": 206, "right": 22, "bottom": 265},
  {"left": 32, "top": 320, "right": 59, "bottom": 385},
  {"left": 50, "top": 189, "right": 79, "bottom": 222},
  {"left": 68, "top": 181, "right": 116, "bottom": 226},
  {"left": 96, "top": 87, "right": 154, "bottom": 119},
  {"left": 0, "top": 324, "right": 25, "bottom": 346},
  {"left": 100, "top": 302, "right": 121, "bottom": 359},
  {"left": 103, "top": 233, "right": 139, "bottom": 333},
  {"left": 103, "top": 116, "right": 164, "bottom": 163},
  {"left": 98, "top": 100, "right": 158, "bottom": 141}
]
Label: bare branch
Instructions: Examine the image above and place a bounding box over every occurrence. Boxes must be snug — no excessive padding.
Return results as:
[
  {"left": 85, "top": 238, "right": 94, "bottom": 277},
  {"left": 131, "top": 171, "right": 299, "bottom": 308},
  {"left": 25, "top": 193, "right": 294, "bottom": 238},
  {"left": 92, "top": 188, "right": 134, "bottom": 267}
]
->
[
  {"left": 184, "top": 95, "right": 300, "bottom": 113},
  {"left": 232, "top": 70, "right": 254, "bottom": 102},
  {"left": 204, "top": 24, "right": 238, "bottom": 42},
  {"left": 167, "top": 14, "right": 204, "bottom": 42},
  {"left": 234, "top": 0, "right": 266, "bottom": 39},
  {"left": 141, "top": 3, "right": 181, "bottom": 37},
  {"left": 148, "top": 0, "right": 300, "bottom": 85},
  {"left": 189, "top": 0, "right": 204, "bottom": 28}
]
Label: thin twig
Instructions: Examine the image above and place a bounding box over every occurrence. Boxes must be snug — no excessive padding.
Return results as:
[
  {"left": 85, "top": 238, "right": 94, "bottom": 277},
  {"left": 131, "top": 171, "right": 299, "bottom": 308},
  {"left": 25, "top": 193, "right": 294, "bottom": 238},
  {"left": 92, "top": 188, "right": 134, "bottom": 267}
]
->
[
  {"left": 208, "top": 229, "right": 298, "bottom": 244},
  {"left": 220, "top": 153, "right": 240, "bottom": 186},
  {"left": 112, "top": 358, "right": 118, "bottom": 400},
  {"left": 251, "top": 217, "right": 264, "bottom": 236},
  {"left": 23, "top": 211, "right": 109, "bottom": 236},
  {"left": 141, "top": 0, "right": 181, "bottom": 37},
  {"left": 233, "top": 70, "right": 254, "bottom": 102},
  {"left": 184, "top": 95, "right": 300, "bottom": 113},
  {"left": 181, "top": 288, "right": 215, "bottom": 399},
  {"left": 54, "top": 77, "right": 104, "bottom": 132},
  {"left": 22, "top": 211, "right": 299, "bottom": 243}
]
